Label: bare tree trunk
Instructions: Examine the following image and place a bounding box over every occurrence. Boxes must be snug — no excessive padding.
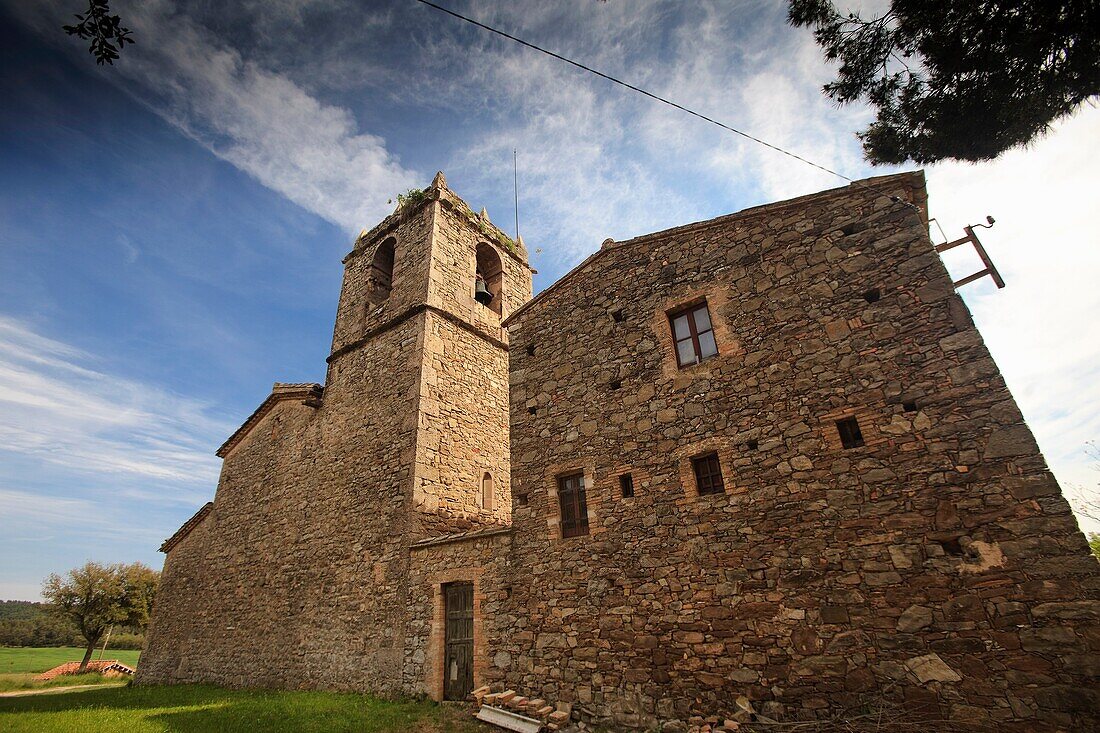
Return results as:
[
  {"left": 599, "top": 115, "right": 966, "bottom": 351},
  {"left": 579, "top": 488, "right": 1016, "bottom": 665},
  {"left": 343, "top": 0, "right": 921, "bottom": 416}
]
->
[{"left": 78, "top": 639, "right": 97, "bottom": 673}]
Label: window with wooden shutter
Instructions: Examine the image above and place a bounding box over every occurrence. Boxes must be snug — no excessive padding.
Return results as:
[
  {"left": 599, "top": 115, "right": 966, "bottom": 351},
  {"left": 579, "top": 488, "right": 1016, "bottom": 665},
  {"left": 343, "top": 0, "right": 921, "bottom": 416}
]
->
[
  {"left": 691, "top": 452, "right": 725, "bottom": 495},
  {"left": 557, "top": 473, "right": 590, "bottom": 538},
  {"left": 669, "top": 301, "right": 718, "bottom": 367}
]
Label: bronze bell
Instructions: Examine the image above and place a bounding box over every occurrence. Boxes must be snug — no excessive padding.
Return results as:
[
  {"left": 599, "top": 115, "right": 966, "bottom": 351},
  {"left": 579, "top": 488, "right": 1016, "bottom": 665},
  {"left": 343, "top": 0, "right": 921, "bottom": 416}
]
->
[{"left": 474, "top": 278, "right": 494, "bottom": 305}]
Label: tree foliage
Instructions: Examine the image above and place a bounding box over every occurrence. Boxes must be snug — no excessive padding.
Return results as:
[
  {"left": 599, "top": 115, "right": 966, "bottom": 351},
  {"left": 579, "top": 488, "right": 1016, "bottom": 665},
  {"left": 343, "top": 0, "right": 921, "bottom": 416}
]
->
[
  {"left": 788, "top": 0, "right": 1100, "bottom": 164},
  {"left": 41, "top": 562, "right": 158, "bottom": 672},
  {"left": 63, "top": 0, "right": 134, "bottom": 65}
]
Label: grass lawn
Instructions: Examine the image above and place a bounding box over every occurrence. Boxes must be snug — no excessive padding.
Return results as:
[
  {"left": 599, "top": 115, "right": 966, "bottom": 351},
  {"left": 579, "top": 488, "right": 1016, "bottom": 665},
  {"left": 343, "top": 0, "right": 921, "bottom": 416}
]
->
[
  {"left": 0, "top": 647, "right": 141, "bottom": 674},
  {"left": 0, "top": 684, "right": 480, "bottom": 732}
]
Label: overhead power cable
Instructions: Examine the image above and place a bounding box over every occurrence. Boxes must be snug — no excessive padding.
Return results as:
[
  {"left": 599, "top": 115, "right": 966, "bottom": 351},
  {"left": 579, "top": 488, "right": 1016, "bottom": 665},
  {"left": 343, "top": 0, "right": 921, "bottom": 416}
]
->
[{"left": 412, "top": 0, "right": 921, "bottom": 215}]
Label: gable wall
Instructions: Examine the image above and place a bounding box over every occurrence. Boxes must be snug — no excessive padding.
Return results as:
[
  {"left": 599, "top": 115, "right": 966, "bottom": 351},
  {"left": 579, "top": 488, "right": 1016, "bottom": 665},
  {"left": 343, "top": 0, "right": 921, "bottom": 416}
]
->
[
  {"left": 139, "top": 314, "right": 427, "bottom": 692},
  {"left": 501, "top": 176, "right": 1099, "bottom": 730}
]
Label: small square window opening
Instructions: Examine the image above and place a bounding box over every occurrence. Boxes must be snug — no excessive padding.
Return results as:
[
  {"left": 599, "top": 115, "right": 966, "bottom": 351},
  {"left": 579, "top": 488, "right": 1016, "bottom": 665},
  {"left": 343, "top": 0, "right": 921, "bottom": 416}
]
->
[
  {"left": 836, "top": 417, "right": 865, "bottom": 449},
  {"left": 611, "top": 309, "right": 624, "bottom": 322},
  {"left": 691, "top": 452, "right": 725, "bottom": 495},
  {"left": 619, "top": 473, "right": 634, "bottom": 498},
  {"left": 669, "top": 302, "right": 718, "bottom": 368}
]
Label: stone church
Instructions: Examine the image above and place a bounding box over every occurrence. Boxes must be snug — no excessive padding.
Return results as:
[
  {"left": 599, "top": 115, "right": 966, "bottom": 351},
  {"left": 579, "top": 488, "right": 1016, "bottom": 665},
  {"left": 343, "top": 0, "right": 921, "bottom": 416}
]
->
[{"left": 139, "top": 171, "right": 1099, "bottom": 731}]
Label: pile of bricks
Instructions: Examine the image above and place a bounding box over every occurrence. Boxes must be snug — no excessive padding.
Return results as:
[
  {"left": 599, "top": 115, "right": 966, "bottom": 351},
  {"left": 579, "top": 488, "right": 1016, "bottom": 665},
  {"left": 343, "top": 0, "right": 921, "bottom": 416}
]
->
[{"left": 471, "top": 686, "right": 572, "bottom": 731}]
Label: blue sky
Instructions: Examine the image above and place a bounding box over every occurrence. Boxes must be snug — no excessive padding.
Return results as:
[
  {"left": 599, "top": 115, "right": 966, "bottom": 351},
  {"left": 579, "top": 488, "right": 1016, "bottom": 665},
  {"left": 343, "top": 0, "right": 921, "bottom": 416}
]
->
[{"left": 2, "top": 0, "right": 1098, "bottom": 600}]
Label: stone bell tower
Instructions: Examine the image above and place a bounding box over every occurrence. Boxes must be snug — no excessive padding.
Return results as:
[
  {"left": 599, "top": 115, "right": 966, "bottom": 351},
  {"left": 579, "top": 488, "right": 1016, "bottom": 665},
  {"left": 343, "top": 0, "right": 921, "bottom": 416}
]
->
[{"left": 327, "top": 172, "right": 532, "bottom": 531}]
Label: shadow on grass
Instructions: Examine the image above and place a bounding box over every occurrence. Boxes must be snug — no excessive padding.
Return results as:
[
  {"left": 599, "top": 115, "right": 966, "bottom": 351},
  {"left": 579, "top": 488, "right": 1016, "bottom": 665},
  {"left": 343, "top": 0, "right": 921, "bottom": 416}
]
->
[{"left": 0, "top": 684, "right": 479, "bottom": 733}]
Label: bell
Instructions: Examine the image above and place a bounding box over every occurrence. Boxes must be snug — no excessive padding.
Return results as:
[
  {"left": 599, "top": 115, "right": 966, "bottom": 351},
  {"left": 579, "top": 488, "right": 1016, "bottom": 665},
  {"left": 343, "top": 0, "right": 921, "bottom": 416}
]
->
[{"left": 474, "top": 279, "right": 494, "bottom": 305}]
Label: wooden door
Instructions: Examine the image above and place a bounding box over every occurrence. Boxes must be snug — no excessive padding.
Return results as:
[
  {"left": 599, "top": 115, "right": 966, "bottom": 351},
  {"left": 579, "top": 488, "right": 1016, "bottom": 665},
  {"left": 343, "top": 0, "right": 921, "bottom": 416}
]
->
[{"left": 444, "top": 582, "right": 474, "bottom": 701}]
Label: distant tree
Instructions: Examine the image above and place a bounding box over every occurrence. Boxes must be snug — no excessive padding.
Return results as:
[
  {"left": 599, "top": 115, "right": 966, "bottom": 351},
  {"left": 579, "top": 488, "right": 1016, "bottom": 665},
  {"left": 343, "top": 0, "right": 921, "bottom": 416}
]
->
[
  {"left": 62, "top": 0, "right": 134, "bottom": 65},
  {"left": 42, "top": 562, "right": 158, "bottom": 673},
  {"left": 1090, "top": 533, "right": 1100, "bottom": 559},
  {"left": 788, "top": 0, "right": 1100, "bottom": 164}
]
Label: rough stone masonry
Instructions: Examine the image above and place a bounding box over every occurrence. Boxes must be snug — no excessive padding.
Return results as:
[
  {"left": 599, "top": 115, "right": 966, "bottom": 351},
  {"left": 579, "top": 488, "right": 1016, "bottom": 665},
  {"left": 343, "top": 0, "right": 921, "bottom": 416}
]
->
[{"left": 139, "top": 170, "right": 1100, "bottom": 731}]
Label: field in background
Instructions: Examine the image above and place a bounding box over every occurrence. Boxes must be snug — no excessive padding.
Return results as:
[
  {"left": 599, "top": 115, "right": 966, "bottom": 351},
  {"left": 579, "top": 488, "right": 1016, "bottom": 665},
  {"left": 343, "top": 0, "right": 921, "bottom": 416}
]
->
[
  {"left": 0, "top": 684, "right": 481, "bottom": 732},
  {"left": 0, "top": 647, "right": 141, "bottom": 674}
]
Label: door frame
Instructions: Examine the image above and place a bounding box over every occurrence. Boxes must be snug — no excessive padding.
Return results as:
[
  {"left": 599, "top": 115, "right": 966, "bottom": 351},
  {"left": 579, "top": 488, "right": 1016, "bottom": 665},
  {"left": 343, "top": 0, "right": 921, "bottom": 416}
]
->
[
  {"left": 430, "top": 575, "right": 482, "bottom": 702},
  {"left": 442, "top": 581, "right": 474, "bottom": 701}
]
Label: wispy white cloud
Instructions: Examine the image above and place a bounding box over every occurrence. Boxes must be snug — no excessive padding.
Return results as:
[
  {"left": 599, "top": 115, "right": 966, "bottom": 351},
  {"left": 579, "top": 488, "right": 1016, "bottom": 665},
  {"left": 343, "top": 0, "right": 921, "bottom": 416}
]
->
[
  {"left": 15, "top": 0, "right": 418, "bottom": 234},
  {"left": 0, "top": 316, "right": 230, "bottom": 494},
  {"left": 117, "top": 0, "right": 418, "bottom": 233}
]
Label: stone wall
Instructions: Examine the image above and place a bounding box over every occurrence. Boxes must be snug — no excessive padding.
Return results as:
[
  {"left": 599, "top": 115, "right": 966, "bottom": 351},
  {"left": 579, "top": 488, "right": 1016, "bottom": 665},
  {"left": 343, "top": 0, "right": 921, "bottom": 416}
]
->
[
  {"left": 141, "top": 174, "right": 531, "bottom": 692},
  {"left": 413, "top": 311, "right": 512, "bottom": 522},
  {"left": 142, "top": 170, "right": 1097, "bottom": 731},
  {"left": 501, "top": 173, "right": 1099, "bottom": 730},
  {"left": 141, "top": 314, "right": 423, "bottom": 690},
  {"left": 404, "top": 528, "right": 513, "bottom": 697}
]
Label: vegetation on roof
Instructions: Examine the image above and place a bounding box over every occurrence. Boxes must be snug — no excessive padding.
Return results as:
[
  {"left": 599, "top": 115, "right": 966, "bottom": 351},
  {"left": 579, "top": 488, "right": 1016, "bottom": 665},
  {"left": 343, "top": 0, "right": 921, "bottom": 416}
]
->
[{"left": 391, "top": 188, "right": 429, "bottom": 211}]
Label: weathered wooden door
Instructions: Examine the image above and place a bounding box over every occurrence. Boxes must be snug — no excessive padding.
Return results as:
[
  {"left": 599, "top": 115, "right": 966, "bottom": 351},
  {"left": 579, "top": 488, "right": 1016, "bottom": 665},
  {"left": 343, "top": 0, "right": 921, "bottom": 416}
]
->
[{"left": 444, "top": 582, "right": 474, "bottom": 701}]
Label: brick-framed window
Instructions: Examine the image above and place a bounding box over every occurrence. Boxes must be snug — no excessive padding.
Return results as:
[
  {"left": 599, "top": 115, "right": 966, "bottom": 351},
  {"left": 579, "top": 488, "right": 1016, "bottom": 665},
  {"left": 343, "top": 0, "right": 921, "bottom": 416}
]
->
[
  {"left": 692, "top": 452, "right": 725, "bottom": 495},
  {"left": 669, "top": 301, "right": 718, "bottom": 367},
  {"left": 557, "top": 472, "right": 590, "bottom": 538},
  {"left": 836, "top": 417, "right": 865, "bottom": 449},
  {"left": 619, "top": 473, "right": 634, "bottom": 498}
]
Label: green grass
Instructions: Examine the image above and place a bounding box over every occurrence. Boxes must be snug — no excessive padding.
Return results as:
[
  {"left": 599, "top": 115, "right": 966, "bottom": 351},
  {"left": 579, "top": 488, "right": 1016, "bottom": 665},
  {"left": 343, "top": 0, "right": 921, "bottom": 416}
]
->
[
  {"left": 0, "top": 672, "right": 123, "bottom": 692},
  {"left": 0, "top": 647, "right": 141, "bottom": 674},
  {"left": 0, "top": 684, "right": 480, "bottom": 732}
]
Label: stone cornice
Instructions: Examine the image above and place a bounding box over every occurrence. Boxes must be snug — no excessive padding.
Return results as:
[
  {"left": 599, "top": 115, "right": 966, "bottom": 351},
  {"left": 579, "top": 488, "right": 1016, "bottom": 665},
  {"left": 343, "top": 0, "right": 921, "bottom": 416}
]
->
[{"left": 327, "top": 303, "right": 508, "bottom": 365}]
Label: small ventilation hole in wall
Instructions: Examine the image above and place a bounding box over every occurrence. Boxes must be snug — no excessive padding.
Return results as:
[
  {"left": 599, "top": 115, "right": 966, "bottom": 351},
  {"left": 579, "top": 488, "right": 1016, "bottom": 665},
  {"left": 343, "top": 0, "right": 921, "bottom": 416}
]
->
[
  {"left": 528, "top": 406, "right": 538, "bottom": 415},
  {"left": 941, "top": 537, "right": 965, "bottom": 556},
  {"left": 903, "top": 401, "right": 919, "bottom": 412},
  {"left": 840, "top": 221, "right": 868, "bottom": 236},
  {"left": 619, "top": 473, "right": 635, "bottom": 498},
  {"left": 745, "top": 439, "right": 759, "bottom": 451},
  {"left": 504, "top": 585, "right": 513, "bottom": 599},
  {"left": 609, "top": 379, "right": 622, "bottom": 390},
  {"left": 863, "top": 288, "right": 882, "bottom": 303},
  {"left": 515, "top": 493, "right": 528, "bottom": 506},
  {"left": 526, "top": 344, "right": 536, "bottom": 356},
  {"left": 611, "top": 309, "right": 624, "bottom": 323}
]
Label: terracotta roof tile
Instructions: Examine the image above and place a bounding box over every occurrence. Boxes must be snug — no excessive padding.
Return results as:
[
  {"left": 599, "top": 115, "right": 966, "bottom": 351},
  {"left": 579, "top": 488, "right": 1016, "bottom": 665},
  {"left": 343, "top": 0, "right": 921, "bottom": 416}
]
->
[{"left": 34, "top": 659, "right": 135, "bottom": 681}]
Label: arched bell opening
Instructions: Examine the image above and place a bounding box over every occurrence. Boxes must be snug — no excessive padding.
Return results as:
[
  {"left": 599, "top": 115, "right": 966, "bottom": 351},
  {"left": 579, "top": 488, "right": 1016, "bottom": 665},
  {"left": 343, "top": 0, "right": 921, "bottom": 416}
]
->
[
  {"left": 474, "top": 242, "right": 503, "bottom": 316},
  {"left": 368, "top": 237, "right": 396, "bottom": 304},
  {"left": 481, "top": 472, "right": 494, "bottom": 511}
]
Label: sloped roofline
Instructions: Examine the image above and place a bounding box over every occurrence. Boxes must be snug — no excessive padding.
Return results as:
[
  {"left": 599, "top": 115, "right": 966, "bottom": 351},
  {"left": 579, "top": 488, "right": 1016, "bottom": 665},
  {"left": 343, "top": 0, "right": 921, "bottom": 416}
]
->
[
  {"left": 160, "top": 501, "right": 214, "bottom": 553},
  {"left": 502, "top": 171, "right": 927, "bottom": 327},
  {"left": 215, "top": 382, "right": 323, "bottom": 458}
]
